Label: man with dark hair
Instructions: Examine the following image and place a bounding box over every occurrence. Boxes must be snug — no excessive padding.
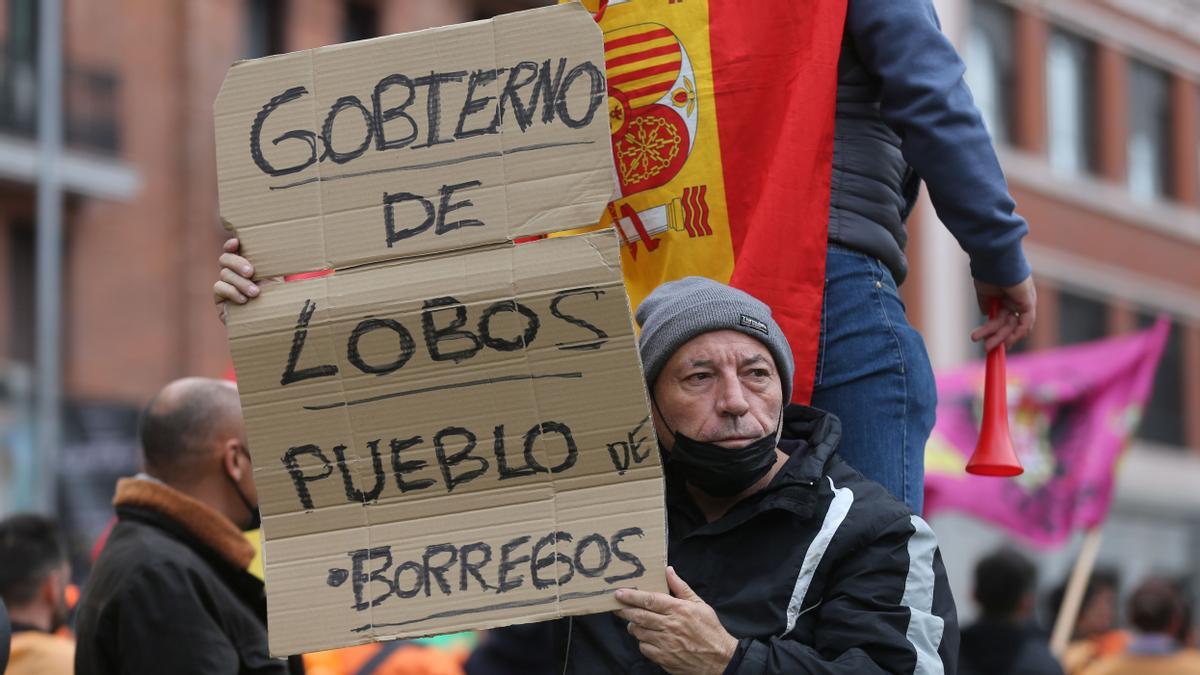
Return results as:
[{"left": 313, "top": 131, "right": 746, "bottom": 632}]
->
[
  {"left": 1081, "top": 577, "right": 1200, "bottom": 675},
  {"left": 0, "top": 513, "right": 74, "bottom": 675},
  {"left": 959, "top": 547, "right": 1061, "bottom": 675},
  {"left": 75, "top": 377, "right": 299, "bottom": 674}
]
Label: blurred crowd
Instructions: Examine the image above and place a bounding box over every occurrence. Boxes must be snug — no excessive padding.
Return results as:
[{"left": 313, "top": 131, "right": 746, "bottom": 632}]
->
[
  {"left": 3, "top": 509, "right": 1199, "bottom": 674},
  {"left": 959, "top": 547, "right": 1199, "bottom": 675}
]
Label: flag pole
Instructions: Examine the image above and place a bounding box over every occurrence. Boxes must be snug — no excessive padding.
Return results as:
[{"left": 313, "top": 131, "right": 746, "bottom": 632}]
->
[{"left": 1050, "top": 527, "right": 1105, "bottom": 657}]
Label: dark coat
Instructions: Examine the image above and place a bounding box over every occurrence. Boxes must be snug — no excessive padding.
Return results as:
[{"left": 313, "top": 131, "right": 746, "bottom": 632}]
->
[
  {"left": 959, "top": 619, "right": 1064, "bottom": 675},
  {"left": 554, "top": 405, "right": 960, "bottom": 674},
  {"left": 830, "top": 0, "right": 1031, "bottom": 287},
  {"left": 74, "top": 478, "right": 297, "bottom": 675}
]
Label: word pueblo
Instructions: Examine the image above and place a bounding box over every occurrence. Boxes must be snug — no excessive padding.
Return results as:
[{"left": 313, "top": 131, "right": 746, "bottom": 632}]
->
[{"left": 250, "top": 58, "right": 606, "bottom": 178}]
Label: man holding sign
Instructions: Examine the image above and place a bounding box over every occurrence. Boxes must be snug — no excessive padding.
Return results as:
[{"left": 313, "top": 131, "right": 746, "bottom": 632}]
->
[{"left": 455, "top": 278, "right": 959, "bottom": 673}]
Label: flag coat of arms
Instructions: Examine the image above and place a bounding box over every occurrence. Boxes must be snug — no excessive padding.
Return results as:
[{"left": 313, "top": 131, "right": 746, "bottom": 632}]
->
[{"left": 565, "top": 0, "right": 848, "bottom": 403}]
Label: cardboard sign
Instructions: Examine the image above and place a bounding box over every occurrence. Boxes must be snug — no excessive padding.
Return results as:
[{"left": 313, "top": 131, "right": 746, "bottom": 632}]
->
[{"left": 213, "top": 3, "right": 666, "bottom": 656}]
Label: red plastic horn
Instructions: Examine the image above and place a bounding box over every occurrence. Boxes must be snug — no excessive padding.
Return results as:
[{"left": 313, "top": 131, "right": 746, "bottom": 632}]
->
[{"left": 965, "top": 300, "right": 1024, "bottom": 477}]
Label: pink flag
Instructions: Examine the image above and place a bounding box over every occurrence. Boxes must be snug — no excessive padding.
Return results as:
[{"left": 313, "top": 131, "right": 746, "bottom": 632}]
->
[{"left": 924, "top": 319, "right": 1170, "bottom": 547}]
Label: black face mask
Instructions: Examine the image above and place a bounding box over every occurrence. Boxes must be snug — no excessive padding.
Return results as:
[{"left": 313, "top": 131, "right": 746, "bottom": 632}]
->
[
  {"left": 656, "top": 402, "right": 781, "bottom": 497},
  {"left": 226, "top": 448, "right": 261, "bottom": 532}
]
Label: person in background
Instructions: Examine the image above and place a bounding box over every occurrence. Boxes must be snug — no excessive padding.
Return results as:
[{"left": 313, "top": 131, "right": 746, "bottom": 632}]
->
[
  {"left": 0, "top": 513, "right": 75, "bottom": 675},
  {"left": 1, "top": 597, "right": 10, "bottom": 673},
  {"left": 1048, "top": 569, "right": 1126, "bottom": 674},
  {"left": 812, "top": 0, "right": 1037, "bottom": 516},
  {"left": 958, "top": 547, "right": 1061, "bottom": 675},
  {"left": 1079, "top": 577, "right": 1200, "bottom": 675},
  {"left": 74, "top": 377, "right": 302, "bottom": 674}
]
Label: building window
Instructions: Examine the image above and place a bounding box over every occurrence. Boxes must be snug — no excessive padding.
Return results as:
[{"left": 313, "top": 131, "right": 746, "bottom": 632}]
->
[
  {"left": 965, "top": 0, "right": 1016, "bottom": 146},
  {"left": 1127, "top": 60, "right": 1171, "bottom": 201},
  {"left": 244, "top": 0, "right": 287, "bottom": 58},
  {"left": 1046, "top": 29, "right": 1095, "bottom": 176},
  {"left": 344, "top": 1, "right": 380, "bottom": 42},
  {"left": 1135, "top": 313, "right": 1184, "bottom": 448},
  {"left": 1057, "top": 289, "right": 1108, "bottom": 346},
  {"left": 7, "top": 221, "right": 36, "bottom": 363}
]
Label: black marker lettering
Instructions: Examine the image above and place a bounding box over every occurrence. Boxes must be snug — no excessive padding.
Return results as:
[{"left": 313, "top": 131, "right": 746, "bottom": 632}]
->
[
  {"left": 455, "top": 68, "right": 503, "bottom": 139},
  {"left": 573, "top": 534, "right": 612, "bottom": 578},
  {"left": 321, "top": 95, "right": 373, "bottom": 164},
  {"left": 531, "top": 531, "right": 575, "bottom": 590},
  {"left": 434, "top": 427, "right": 489, "bottom": 492},
  {"left": 493, "top": 424, "right": 538, "bottom": 479},
  {"left": 347, "top": 317, "right": 416, "bottom": 375},
  {"left": 550, "top": 288, "right": 609, "bottom": 350},
  {"left": 421, "top": 296, "right": 483, "bottom": 363},
  {"left": 422, "top": 543, "right": 459, "bottom": 597},
  {"left": 250, "top": 86, "right": 317, "bottom": 177},
  {"left": 281, "top": 444, "right": 334, "bottom": 510},
  {"left": 478, "top": 300, "right": 539, "bottom": 352},
  {"left": 333, "top": 440, "right": 385, "bottom": 503},
  {"left": 372, "top": 74, "right": 419, "bottom": 151},
  {"left": 280, "top": 300, "right": 339, "bottom": 385},
  {"left": 534, "top": 58, "right": 568, "bottom": 125},
  {"left": 605, "top": 527, "right": 647, "bottom": 584},
  {"left": 555, "top": 61, "right": 606, "bottom": 129},
  {"left": 393, "top": 560, "right": 424, "bottom": 599},
  {"left": 435, "top": 180, "right": 485, "bottom": 236},
  {"left": 348, "top": 546, "right": 396, "bottom": 611},
  {"left": 523, "top": 421, "right": 578, "bottom": 475},
  {"left": 383, "top": 191, "right": 436, "bottom": 246},
  {"left": 497, "top": 535, "right": 532, "bottom": 593},
  {"left": 459, "top": 542, "right": 494, "bottom": 592},
  {"left": 498, "top": 62, "right": 540, "bottom": 131},
  {"left": 412, "top": 70, "right": 467, "bottom": 149},
  {"left": 390, "top": 436, "right": 435, "bottom": 493}
]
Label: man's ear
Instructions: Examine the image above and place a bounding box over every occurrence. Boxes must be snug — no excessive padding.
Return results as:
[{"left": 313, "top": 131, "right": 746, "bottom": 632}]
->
[{"left": 221, "top": 439, "right": 244, "bottom": 481}]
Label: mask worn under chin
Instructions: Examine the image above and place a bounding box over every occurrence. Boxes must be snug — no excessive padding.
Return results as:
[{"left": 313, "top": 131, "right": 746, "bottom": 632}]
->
[
  {"left": 655, "top": 400, "right": 781, "bottom": 497},
  {"left": 225, "top": 462, "right": 262, "bottom": 532},
  {"left": 668, "top": 430, "right": 779, "bottom": 497}
]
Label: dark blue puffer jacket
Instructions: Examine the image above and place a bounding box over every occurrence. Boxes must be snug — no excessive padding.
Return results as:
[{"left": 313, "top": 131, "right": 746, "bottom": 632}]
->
[{"left": 829, "top": 0, "right": 1031, "bottom": 287}]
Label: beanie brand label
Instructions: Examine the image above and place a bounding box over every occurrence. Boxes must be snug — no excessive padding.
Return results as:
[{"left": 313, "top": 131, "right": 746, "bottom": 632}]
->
[{"left": 739, "top": 315, "right": 769, "bottom": 335}]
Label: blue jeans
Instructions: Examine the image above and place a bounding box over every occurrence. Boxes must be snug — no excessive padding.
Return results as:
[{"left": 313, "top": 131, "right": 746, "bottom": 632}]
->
[{"left": 810, "top": 244, "right": 936, "bottom": 514}]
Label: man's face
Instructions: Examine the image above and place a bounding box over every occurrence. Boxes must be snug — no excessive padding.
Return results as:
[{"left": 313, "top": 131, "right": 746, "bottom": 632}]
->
[{"left": 651, "top": 330, "right": 783, "bottom": 449}]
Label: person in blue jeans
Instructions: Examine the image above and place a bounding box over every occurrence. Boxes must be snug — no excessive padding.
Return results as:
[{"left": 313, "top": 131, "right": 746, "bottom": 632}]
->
[{"left": 814, "top": 0, "right": 1037, "bottom": 514}]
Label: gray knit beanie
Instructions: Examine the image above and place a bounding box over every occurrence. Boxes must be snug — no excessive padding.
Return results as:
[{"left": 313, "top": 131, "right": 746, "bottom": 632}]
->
[{"left": 636, "top": 277, "right": 794, "bottom": 402}]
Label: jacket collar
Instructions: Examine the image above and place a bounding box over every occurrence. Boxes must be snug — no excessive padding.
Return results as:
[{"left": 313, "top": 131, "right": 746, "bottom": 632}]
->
[
  {"left": 112, "top": 477, "right": 255, "bottom": 570},
  {"left": 777, "top": 404, "right": 842, "bottom": 484}
]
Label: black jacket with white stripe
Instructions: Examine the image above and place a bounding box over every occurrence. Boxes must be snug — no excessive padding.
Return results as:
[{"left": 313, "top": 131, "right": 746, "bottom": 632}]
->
[{"left": 554, "top": 405, "right": 959, "bottom": 674}]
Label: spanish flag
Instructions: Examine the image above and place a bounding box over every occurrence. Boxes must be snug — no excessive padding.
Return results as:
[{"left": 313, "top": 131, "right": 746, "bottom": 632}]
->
[{"left": 564, "top": 0, "right": 847, "bottom": 404}]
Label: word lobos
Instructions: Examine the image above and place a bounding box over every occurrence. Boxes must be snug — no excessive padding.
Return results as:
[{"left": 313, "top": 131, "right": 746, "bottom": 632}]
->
[{"left": 281, "top": 288, "right": 609, "bottom": 387}]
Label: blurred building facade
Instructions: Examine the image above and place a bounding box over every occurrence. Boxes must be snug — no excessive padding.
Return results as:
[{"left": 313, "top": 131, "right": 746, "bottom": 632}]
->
[
  {"left": 0, "top": 0, "right": 543, "bottom": 557},
  {"left": 914, "top": 0, "right": 1200, "bottom": 623}
]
